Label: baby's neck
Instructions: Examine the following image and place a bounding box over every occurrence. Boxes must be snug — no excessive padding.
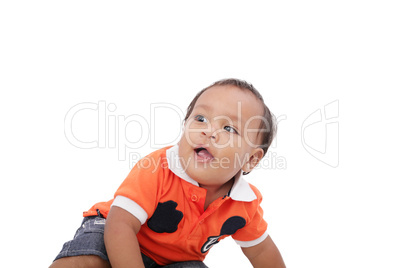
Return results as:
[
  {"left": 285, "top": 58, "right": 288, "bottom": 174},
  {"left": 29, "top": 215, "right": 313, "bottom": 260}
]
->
[{"left": 200, "top": 178, "right": 234, "bottom": 211}]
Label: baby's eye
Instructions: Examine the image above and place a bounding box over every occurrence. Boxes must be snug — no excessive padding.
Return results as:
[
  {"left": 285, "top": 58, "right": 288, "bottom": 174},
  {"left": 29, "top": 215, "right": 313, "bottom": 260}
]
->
[
  {"left": 194, "top": 115, "right": 208, "bottom": 123},
  {"left": 224, "top": 126, "right": 239, "bottom": 134}
]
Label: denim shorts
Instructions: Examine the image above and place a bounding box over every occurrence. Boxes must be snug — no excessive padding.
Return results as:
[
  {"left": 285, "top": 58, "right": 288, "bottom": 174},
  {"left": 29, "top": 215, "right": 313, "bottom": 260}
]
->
[
  {"left": 54, "top": 215, "right": 109, "bottom": 261},
  {"left": 54, "top": 215, "right": 208, "bottom": 268}
]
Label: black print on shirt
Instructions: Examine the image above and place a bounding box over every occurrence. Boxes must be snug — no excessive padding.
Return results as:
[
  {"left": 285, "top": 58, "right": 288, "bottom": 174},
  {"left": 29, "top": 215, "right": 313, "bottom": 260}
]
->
[
  {"left": 201, "top": 216, "right": 246, "bottom": 253},
  {"left": 147, "top": 201, "right": 183, "bottom": 233}
]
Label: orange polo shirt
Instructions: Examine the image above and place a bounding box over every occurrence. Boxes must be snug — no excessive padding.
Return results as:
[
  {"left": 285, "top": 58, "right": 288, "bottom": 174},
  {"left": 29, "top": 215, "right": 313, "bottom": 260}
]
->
[{"left": 84, "top": 145, "right": 268, "bottom": 266}]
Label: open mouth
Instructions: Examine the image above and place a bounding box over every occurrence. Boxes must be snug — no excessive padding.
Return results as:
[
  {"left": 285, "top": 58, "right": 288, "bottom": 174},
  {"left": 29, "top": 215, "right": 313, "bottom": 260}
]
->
[{"left": 194, "top": 147, "right": 214, "bottom": 161}]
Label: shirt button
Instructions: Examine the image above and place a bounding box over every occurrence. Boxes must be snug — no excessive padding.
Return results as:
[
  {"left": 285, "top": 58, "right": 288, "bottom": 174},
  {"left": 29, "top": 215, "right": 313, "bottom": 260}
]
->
[{"left": 191, "top": 194, "right": 198, "bottom": 202}]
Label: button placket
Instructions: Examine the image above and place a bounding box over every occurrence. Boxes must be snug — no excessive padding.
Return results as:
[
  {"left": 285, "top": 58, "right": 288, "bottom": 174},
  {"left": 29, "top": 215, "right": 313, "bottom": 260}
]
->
[{"left": 191, "top": 194, "right": 198, "bottom": 202}]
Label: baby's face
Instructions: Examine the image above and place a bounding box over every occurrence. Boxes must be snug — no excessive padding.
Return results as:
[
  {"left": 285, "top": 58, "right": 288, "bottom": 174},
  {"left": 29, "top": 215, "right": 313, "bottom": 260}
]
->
[{"left": 178, "top": 85, "right": 264, "bottom": 187}]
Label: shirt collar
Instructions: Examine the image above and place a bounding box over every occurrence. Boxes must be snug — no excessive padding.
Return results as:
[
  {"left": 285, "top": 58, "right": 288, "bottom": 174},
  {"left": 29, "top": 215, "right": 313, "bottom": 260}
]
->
[
  {"left": 166, "top": 145, "right": 199, "bottom": 186},
  {"left": 166, "top": 145, "right": 257, "bottom": 202}
]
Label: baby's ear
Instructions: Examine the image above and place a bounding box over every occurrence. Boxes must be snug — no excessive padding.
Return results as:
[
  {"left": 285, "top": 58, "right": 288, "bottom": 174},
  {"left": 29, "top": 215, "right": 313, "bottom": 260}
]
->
[{"left": 242, "top": 148, "right": 264, "bottom": 174}]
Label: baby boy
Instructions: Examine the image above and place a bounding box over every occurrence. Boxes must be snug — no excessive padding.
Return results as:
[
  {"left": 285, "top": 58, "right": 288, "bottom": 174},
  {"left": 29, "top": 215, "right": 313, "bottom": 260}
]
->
[{"left": 50, "top": 78, "right": 285, "bottom": 268}]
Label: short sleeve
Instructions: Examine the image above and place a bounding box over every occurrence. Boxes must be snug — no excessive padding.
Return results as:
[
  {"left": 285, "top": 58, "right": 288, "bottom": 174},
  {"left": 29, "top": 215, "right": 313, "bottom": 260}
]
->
[
  {"left": 111, "top": 150, "right": 167, "bottom": 224},
  {"left": 231, "top": 185, "right": 268, "bottom": 247}
]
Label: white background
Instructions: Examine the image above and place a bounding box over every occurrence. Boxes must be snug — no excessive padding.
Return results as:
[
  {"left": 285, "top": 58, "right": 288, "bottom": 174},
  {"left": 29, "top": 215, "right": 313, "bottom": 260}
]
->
[{"left": 1, "top": 1, "right": 401, "bottom": 267}]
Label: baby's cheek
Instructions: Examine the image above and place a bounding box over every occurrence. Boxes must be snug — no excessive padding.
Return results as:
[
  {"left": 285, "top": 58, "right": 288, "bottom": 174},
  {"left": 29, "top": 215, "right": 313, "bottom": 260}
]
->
[
  {"left": 214, "top": 132, "right": 236, "bottom": 148},
  {"left": 187, "top": 132, "right": 201, "bottom": 147},
  {"left": 244, "top": 131, "right": 261, "bottom": 148},
  {"left": 217, "top": 156, "right": 232, "bottom": 170}
]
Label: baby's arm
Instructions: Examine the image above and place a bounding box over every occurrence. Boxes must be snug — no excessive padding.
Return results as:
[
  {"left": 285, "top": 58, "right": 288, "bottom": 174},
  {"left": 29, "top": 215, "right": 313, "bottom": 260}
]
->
[
  {"left": 241, "top": 235, "right": 286, "bottom": 268},
  {"left": 104, "top": 206, "right": 145, "bottom": 268}
]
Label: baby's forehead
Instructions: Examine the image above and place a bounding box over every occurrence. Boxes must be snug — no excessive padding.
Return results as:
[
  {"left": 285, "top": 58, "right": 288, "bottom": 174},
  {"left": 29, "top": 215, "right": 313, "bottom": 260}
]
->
[{"left": 194, "top": 85, "right": 264, "bottom": 126}]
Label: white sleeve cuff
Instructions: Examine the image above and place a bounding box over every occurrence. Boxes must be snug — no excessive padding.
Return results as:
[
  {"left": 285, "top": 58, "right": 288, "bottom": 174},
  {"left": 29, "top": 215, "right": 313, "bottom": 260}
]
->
[
  {"left": 111, "top": 195, "right": 148, "bottom": 225},
  {"left": 234, "top": 229, "right": 269, "bottom": 248}
]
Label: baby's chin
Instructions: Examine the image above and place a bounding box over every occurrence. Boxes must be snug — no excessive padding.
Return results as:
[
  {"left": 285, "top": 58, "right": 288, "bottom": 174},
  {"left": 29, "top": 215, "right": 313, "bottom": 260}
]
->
[{"left": 187, "top": 168, "right": 241, "bottom": 186}]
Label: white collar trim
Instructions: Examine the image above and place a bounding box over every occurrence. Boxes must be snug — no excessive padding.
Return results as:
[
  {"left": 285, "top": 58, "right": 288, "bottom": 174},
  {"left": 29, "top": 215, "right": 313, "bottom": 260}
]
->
[
  {"left": 166, "top": 145, "right": 199, "bottom": 186},
  {"left": 166, "top": 145, "right": 257, "bottom": 202},
  {"left": 230, "top": 172, "right": 257, "bottom": 202}
]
